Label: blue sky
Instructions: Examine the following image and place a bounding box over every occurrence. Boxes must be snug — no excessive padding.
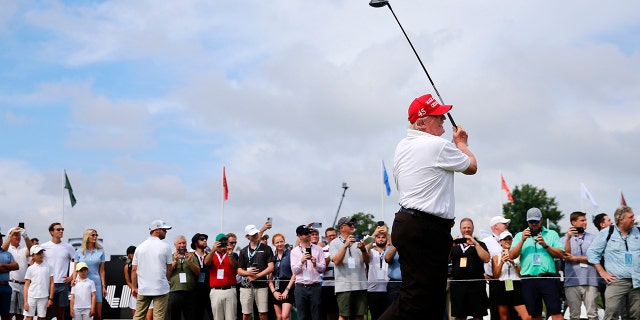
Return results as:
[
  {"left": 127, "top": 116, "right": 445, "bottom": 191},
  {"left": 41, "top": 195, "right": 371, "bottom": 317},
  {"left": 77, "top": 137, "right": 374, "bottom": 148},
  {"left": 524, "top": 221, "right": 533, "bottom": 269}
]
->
[{"left": 1, "top": 0, "right": 639, "bottom": 257}]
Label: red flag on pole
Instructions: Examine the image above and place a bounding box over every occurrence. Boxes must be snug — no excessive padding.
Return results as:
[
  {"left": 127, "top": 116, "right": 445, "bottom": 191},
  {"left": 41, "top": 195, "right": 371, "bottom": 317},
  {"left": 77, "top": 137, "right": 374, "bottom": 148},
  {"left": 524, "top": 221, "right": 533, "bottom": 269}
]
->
[
  {"left": 621, "top": 192, "right": 627, "bottom": 206},
  {"left": 223, "top": 166, "right": 229, "bottom": 201},
  {"left": 501, "top": 174, "right": 514, "bottom": 203}
]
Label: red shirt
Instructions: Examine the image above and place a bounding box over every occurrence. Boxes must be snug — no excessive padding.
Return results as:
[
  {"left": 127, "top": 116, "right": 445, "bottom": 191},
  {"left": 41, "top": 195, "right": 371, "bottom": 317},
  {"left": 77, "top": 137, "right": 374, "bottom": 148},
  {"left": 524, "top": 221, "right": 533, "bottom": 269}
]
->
[{"left": 208, "top": 252, "right": 237, "bottom": 287}]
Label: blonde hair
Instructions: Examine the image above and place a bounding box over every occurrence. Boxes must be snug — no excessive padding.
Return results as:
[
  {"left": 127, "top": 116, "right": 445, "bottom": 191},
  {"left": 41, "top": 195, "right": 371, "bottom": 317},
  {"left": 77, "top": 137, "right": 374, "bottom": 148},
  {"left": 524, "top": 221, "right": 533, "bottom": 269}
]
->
[{"left": 81, "top": 228, "right": 103, "bottom": 257}]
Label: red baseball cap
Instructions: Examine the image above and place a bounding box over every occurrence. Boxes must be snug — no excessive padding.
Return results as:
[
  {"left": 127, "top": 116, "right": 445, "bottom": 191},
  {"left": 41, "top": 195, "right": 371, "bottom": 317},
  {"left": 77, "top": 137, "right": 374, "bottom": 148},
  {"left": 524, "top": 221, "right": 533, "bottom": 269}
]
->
[{"left": 408, "top": 94, "right": 452, "bottom": 124}]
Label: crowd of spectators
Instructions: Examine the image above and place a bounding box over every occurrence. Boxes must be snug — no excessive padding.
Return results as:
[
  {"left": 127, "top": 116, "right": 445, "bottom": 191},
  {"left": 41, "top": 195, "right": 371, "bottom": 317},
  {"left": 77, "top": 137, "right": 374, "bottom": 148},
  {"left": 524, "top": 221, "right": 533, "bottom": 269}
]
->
[{"left": 0, "top": 205, "right": 637, "bottom": 320}]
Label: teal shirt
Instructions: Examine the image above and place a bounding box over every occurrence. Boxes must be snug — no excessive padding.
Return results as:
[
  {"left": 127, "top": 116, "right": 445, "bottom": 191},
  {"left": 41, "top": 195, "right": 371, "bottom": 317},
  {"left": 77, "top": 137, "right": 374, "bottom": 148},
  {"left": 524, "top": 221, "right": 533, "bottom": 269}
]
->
[{"left": 511, "top": 227, "right": 563, "bottom": 276}]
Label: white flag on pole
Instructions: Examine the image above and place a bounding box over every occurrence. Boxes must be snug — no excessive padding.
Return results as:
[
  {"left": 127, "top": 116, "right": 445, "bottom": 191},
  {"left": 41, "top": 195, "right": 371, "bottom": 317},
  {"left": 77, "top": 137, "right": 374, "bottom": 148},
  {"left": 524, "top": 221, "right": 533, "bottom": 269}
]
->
[{"left": 581, "top": 183, "right": 599, "bottom": 209}]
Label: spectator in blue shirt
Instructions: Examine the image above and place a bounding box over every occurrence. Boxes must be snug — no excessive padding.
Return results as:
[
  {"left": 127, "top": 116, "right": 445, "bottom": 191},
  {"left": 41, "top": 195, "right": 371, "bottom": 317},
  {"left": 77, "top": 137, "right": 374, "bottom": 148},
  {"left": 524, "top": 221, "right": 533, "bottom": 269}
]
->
[{"left": 587, "top": 206, "right": 640, "bottom": 320}]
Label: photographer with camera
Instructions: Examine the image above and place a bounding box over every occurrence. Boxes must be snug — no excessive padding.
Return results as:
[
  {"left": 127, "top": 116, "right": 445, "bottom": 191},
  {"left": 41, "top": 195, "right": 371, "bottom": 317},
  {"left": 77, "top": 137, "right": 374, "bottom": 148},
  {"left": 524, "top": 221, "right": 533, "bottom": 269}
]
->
[
  {"left": 559, "top": 211, "right": 598, "bottom": 320},
  {"left": 509, "top": 208, "right": 564, "bottom": 320},
  {"left": 204, "top": 233, "right": 238, "bottom": 320},
  {"left": 167, "top": 235, "right": 200, "bottom": 320}
]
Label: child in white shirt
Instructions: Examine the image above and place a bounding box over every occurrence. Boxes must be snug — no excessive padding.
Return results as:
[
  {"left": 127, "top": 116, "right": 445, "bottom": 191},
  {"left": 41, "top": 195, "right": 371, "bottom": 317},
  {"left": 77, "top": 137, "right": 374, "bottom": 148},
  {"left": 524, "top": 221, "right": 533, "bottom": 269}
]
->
[
  {"left": 70, "top": 262, "right": 96, "bottom": 320},
  {"left": 23, "top": 245, "right": 54, "bottom": 320}
]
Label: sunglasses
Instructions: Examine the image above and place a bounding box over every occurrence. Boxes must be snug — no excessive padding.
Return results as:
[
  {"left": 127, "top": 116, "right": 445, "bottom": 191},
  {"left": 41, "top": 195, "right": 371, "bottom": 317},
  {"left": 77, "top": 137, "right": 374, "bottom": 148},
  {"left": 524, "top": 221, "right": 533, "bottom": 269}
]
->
[
  {"left": 228, "top": 241, "right": 237, "bottom": 245},
  {"left": 199, "top": 237, "right": 208, "bottom": 241},
  {"left": 55, "top": 228, "right": 65, "bottom": 231},
  {"left": 90, "top": 234, "right": 98, "bottom": 237},
  {"left": 527, "top": 220, "right": 540, "bottom": 224}
]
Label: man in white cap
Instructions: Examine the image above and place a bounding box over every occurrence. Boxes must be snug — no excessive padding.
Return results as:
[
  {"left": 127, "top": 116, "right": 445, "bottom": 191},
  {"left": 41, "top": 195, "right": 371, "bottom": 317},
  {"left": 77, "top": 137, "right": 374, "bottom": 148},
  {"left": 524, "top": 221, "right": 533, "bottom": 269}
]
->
[
  {"left": 237, "top": 224, "right": 274, "bottom": 320},
  {"left": 481, "top": 216, "right": 510, "bottom": 320},
  {"left": 1, "top": 226, "right": 33, "bottom": 320},
  {"left": 131, "top": 220, "right": 173, "bottom": 320}
]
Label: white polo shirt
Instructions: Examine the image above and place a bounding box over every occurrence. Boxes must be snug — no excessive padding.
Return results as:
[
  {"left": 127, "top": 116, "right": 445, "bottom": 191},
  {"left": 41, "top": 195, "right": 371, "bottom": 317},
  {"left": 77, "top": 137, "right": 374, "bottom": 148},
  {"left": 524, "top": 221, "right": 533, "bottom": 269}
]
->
[
  {"left": 393, "top": 129, "right": 470, "bottom": 219},
  {"left": 132, "top": 236, "right": 173, "bottom": 296},
  {"left": 8, "top": 244, "right": 29, "bottom": 290},
  {"left": 25, "top": 262, "right": 54, "bottom": 299}
]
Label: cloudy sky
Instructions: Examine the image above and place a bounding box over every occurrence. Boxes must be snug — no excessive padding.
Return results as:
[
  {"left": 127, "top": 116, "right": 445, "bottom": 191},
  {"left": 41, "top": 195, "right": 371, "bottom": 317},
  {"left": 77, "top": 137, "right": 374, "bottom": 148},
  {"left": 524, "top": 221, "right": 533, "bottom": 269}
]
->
[{"left": 1, "top": 0, "right": 639, "bottom": 257}]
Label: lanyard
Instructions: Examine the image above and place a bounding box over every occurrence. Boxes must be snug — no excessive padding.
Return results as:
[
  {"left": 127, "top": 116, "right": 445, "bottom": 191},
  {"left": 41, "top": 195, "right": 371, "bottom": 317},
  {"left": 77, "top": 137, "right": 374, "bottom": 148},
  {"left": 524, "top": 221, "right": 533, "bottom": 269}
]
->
[
  {"left": 215, "top": 252, "right": 227, "bottom": 266},
  {"left": 617, "top": 230, "right": 629, "bottom": 251},
  {"left": 338, "top": 237, "right": 352, "bottom": 257},
  {"left": 573, "top": 234, "right": 585, "bottom": 255},
  {"left": 248, "top": 243, "right": 261, "bottom": 262}
]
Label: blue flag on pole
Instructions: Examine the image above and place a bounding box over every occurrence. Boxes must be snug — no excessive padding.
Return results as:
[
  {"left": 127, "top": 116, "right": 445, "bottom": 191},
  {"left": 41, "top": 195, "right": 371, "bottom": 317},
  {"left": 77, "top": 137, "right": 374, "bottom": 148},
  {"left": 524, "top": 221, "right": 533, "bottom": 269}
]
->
[{"left": 382, "top": 161, "right": 391, "bottom": 196}]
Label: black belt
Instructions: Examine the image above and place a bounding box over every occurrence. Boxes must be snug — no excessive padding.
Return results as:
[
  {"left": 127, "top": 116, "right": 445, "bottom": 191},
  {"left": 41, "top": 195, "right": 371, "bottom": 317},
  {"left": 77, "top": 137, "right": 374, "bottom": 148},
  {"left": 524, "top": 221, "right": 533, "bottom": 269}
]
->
[
  {"left": 296, "top": 283, "right": 320, "bottom": 288},
  {"left": 521, "top": 273, "right": 557, "bottom": 278},
  {"left": 398, "top": 207, "right": 455, "bottom": 228},
  {"left": 212, "top": 286, "right": 232, "bottom": 290},
  {"left": 10, "top": 280, "right": 25, "bottom": 284}
]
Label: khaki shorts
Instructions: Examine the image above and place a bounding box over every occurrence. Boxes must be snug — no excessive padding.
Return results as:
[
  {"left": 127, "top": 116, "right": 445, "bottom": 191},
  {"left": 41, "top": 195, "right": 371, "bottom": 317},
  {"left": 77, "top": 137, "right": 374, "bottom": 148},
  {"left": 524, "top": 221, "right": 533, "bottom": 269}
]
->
[
  {"left": 336, "top": 290, "right": 368, "bottom": 317},
  {"left": 240, "top": 287, "right": 268, "bottom": 314}
]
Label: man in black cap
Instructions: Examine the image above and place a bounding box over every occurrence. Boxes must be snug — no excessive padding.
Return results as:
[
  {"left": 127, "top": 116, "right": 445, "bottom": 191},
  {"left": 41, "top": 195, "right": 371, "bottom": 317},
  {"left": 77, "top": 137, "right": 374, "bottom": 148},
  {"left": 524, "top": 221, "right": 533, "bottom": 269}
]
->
[
  {"left": 291, "top": 225, "right": 325, "bottom": 320},
  {"left": 191, "top": 233, "right": 213, "bottom": 320}
]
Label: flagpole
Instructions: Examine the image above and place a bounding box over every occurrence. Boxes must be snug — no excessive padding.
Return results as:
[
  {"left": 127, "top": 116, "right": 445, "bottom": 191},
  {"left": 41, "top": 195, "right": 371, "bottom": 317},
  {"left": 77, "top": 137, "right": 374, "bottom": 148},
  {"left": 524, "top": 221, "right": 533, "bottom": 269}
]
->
[
  {"left": 62, "top": 170, "right": 65, "bottom": 227},
  {"left": 381, "top": 165, "right": 385, "bottom": 222},
  {"left": 499, "top": 172, "right": 503, "bottom": 214},
  {"left": 221, "top": 166, "right": 225, "bottom": 233}
]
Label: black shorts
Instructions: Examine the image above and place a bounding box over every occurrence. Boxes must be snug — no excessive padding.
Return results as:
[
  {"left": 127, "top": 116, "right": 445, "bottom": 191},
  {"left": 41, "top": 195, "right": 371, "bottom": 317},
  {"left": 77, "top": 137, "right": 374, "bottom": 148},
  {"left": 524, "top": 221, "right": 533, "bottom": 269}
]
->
[
  {"left": 450, "top": 280, "right": 488, "bottom": 318},
  {"left": 491, "top": 280, "right": 524, "bottom": 306}
]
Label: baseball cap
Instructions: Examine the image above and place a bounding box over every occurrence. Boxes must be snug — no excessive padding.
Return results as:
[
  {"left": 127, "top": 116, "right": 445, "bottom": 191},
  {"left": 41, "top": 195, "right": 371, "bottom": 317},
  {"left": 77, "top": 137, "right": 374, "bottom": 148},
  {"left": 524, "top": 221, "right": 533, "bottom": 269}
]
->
[
  {"left": 296, "top": 225, "right": 311, "bottom": 235},
  {"left": 215, "top": 233, "right": 228, "bottom": 242},
  {"left": 336, "top": 217, "right": 354, "bottom": 227},
  {"left": 149, "top": 220, "right": 172, "bottom": 231},
  {"left": 526, "top": 208, "right": 543, "bottom": 221},
  {"left": 76, "top": 262, "right": 89, "bottom": 271},
  {"left": 408, "top": 94, "right": 452, "bottom": 124},
  {"left": 490, "top": 216, "right": 511, "bottom": 227},
  {"left": 498, "top": 231, "right": 513, "bottom": 240},
  {"left": 30, "top": 245, "right": 45, "bottom": 254},
  {"left": 244, "top": 224, "right": 260, "bottom": 236}
]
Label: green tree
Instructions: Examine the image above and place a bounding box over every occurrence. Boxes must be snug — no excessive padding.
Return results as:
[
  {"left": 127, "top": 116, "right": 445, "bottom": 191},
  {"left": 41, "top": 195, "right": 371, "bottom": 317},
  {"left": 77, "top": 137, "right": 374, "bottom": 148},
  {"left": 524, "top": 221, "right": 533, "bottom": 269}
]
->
[
  {"left": 348, "top": 212, "right": 376, "bottom": 239},
  {"left": 503, "top": 184, "right": 564, "bottom": 235}
]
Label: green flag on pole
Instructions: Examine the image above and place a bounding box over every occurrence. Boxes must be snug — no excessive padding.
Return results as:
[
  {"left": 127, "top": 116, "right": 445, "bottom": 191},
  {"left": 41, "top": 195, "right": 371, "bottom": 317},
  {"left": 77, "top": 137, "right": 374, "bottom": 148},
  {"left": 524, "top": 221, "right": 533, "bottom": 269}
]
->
[{"left": 64, "top": 171, "right": 77, "bottom": 207}]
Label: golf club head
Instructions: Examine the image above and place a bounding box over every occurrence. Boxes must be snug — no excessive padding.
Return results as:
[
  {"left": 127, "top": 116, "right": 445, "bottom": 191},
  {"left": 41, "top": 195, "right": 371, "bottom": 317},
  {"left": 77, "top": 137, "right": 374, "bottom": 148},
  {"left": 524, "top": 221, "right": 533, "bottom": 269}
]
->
[{"left": 369, "top": 0, "right": 389, "bottom": 8}]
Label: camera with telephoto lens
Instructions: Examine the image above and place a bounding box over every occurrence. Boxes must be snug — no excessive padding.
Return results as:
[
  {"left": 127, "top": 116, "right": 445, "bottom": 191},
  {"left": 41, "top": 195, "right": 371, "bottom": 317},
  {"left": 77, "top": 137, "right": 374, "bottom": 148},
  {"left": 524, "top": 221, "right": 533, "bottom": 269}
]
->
[
  {"left": 575, "top": 227, "right": 585, "bottom": 234},
  {"left": 178, "top": 248, "right": 187, "bottom": 255},
  {"left": 529, "top": 228, "right": 539, "bottom": 237},
  {"left": 219, "top": 241, "right": 227, "bottom": 248}
]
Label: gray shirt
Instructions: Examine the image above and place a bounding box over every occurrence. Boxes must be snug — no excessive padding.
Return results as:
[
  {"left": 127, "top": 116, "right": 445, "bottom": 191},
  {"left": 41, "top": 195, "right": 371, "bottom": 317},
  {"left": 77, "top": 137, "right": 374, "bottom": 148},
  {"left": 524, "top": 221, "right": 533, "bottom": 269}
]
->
[{"left": 329, "top": 237, "right": 367, "bottom": 293}]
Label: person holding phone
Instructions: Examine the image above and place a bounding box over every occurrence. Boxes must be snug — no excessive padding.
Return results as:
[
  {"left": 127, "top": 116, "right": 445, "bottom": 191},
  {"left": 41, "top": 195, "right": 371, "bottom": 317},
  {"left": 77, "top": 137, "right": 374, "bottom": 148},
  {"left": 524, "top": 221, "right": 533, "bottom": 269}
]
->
[
  {"left": 167, "top": 235, "right": 200, "bottom": 320},
  {"left": 2, "top": 224, "right": 33, "bottom": 320},
  {"left": 509, "top": 208, "right": 564, "bottom": 320},
  {"left": 291, "top": 225, "right": 325, "bottom": 320},
  {"left": 449, "top": 218, "right": 490, "bottom": 320},
  {"left": 559, "top": 211, "right": 598, "bottom": 320},
  {"left": 491, "top": 231, "right": 530, "bottom": 320}
]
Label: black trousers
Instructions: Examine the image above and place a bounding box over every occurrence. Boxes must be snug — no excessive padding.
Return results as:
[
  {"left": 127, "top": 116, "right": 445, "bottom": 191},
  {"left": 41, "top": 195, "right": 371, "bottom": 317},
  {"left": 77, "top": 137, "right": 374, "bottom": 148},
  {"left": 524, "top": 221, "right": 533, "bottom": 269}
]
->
[
  {"left": 167, "top": 290, "right": 194, "bottom": 320},
  {"left": 379, "top": 211, "right": 453, "bottom": 320}
]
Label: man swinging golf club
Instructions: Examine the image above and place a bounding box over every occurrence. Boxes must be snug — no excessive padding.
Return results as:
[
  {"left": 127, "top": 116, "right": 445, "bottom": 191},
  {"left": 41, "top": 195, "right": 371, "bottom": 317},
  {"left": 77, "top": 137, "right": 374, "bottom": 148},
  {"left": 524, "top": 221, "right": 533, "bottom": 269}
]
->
[{"left": 380, "top": 94, "right": 477, "bottom": 320}]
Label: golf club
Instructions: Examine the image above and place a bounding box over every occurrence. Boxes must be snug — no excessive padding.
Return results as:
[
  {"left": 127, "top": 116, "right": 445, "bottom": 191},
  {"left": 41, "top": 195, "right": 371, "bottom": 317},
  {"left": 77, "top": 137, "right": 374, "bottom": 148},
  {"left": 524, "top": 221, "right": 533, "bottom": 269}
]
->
[{"left": 369, "top": 0, "right": 457, "bottom": 127}]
